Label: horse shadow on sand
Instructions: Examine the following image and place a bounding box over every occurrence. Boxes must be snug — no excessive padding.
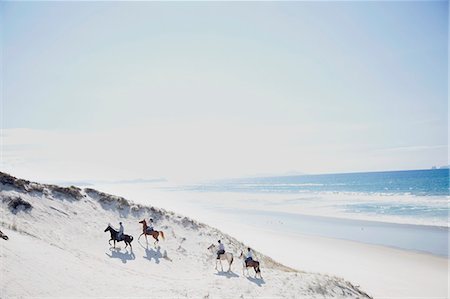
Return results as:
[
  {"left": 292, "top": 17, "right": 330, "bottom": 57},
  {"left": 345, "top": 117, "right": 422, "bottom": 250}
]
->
[
  {"left": 105, "top": 247, "right": 135, "bottom": 264},
  {"left": 246, "top": 276, "right": 265, "bottom": 287},
  {"left": 214, "top": 271, "right": 239, "bottom": 279},
  {"left": 144, "top": 245, "right": 163, "bottom": 264},
  {"left": 139, "top": 241, "right": 172, "bottom": 264}
]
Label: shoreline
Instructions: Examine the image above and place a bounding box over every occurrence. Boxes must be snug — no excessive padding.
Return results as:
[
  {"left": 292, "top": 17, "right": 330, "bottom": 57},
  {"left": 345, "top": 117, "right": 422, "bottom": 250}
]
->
[
  {"left": 217, "top": 207, "right": 449, "bottom": 257},
  {"left": 92, "top": 184, "right": 449, "bottom": 257},
  {"left": 0, "top": 174, "right": 373, "bottom": 299},
  {"left": 217, "top": 219, "right": 449, "bottom": 299},
  {"left": 90, "top": 184, "right": 449, "bottom": 297}
]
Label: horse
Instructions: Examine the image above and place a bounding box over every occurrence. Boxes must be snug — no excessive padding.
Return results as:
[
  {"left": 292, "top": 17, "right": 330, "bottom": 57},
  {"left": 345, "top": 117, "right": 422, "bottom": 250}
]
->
[
  {"left": 138, "top": 219, "right": 165, "bottom": 245},
  {"left": 104, "top": 224, "right": 133, "bottom": 249},
  {"left": 239, "top": 251, "right": 262, "bottom": 278},
  {"left": 207, "top": 244, "right": 233, "bottom": 272}
]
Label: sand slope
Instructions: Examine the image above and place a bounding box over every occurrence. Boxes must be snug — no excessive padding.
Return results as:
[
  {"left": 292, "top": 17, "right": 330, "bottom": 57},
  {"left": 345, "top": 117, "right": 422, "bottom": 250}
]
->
[{"left": 0, "top": 172, "right": 370, "bottom": 298}]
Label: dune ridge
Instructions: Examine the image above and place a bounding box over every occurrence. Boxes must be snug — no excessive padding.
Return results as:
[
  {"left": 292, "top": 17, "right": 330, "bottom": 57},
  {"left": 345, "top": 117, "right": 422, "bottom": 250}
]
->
[{"left": 0, "top": 171, "right": 370, "bottom": 298}]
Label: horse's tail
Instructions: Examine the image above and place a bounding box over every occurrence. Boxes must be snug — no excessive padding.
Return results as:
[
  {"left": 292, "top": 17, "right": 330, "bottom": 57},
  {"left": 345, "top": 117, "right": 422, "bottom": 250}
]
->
[
  {"left": 160, "top": 231, "right": 165, "bottom": 240},
  {"left": 130, "top": 235, "right": 134, "bottom": 243}
]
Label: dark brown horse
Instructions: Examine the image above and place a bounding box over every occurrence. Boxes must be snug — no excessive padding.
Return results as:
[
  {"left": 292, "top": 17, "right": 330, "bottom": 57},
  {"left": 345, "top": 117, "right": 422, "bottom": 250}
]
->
[
  {"left": 138, "top": 219, "right": 165, "bottom": 245},
  {"left": 104, "top": 224, "right": 133, "bottom": 249},
  {"left": 239, "top": 251, "right": 262, "bottom": 278}
]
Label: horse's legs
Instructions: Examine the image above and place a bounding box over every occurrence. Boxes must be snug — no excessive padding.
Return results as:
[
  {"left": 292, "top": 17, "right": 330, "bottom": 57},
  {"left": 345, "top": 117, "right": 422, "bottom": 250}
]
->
[
  {"left": 257, "top": 266, "right": 262, "bottom": 279},
  {"left": 109, "top": 239, "right": 112, "bottom": 246},
  {"left": 138, "top": 233, "right": 144, "bottom": 241}
]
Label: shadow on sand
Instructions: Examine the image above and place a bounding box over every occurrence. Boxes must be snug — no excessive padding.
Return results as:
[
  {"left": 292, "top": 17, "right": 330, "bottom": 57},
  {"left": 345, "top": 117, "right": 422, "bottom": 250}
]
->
[
  {"left": 246, "top": 276, "right": 265, "bottom": 287},
  {"left": 105, "top": 247, "right": 135, "bottom": 264},
  {"left": 215, "top": 271, "right": 239, "bottom": 279},
  {"left": 137, "top": 240, "right": 162, "bottom": 264}
]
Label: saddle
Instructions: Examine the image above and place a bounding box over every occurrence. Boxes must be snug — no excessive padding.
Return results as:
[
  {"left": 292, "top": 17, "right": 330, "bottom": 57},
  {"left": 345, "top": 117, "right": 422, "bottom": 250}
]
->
[
  {"left": 246, "top": 259, "right": 258, "bottom": 267},
  {"left": 146, "top": 227, "right": 154, "bottom": 234}
]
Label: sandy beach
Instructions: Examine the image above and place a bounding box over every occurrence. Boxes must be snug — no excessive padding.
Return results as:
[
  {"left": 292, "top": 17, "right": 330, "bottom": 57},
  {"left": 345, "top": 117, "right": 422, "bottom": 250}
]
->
[
  {"left": 95, "top": 184, "right": 449, "bottom": 299},
  {"left": 222, "top": 221, "right": 449, "bottom": 299},
  {"left": 0, "top": 173, "right": 371, "bottom": 298},
  {"left": 3, "top": 2, "right": 448, "bottom": 298}
]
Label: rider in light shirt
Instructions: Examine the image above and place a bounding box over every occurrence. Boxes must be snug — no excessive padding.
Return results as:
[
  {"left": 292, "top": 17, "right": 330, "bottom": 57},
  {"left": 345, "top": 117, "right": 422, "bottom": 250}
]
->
[
  {"left": 217, "top": 240, "right": 225, "bottom": 259},
  {"left": 147, "top": 218, "right": 154, "bottom": 233},
  {"left": 118, "top": 222, "right": 124, "bottom": 240},
  {"left": 245, "top": 247, "right": 253, "bottom": 264}
]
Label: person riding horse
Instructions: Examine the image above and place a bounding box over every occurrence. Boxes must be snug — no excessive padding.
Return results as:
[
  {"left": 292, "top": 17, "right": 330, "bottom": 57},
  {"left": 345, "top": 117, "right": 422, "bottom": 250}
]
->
[
  {"left": 239, "top": 248, "right": 262, "bottom": 278},
  {"left": 117, "top": 222, "right": 124, "bottom": 241},
  {"left": 138, "top": 219, "right": 165, "bottom": 245},
  {"left": 146, "top": 218, "right": 154, "bottom": 234},
  {"left": 207, "top": 242, "right": 233, "bottom": 272},
  {"left": 245, "top": 247, "right": 253, "bottom": 266},
  {"left": 217, "top": 240, "right": 225, "bottom": 259},
  {"left": 104, "top": 224, "right": 133, "bottom": 249}
]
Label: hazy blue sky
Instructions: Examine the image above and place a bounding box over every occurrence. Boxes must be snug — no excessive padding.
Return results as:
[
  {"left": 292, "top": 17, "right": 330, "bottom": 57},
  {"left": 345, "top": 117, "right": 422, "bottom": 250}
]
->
[{"left": 1, "top": 1, "right": 448, "bottom": 182}]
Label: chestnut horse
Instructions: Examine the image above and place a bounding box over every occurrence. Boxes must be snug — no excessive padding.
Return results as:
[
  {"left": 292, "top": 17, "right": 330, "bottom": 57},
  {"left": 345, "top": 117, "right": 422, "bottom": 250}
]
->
[
  {"left": 239, "top": 251, "right": 262, "bottom": 278},
  {"left": 138, "top": 219, "right": 165, "bottom": 245}
]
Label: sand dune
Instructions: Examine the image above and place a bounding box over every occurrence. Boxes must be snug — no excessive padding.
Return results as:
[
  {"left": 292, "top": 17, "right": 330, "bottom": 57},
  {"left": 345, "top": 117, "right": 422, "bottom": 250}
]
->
[{"left": 0, "top": 172, "right": 370, "bottom": 298}]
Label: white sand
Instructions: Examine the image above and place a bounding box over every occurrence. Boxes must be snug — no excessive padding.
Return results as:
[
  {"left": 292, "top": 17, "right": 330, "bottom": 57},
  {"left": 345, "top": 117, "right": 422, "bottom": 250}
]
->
[
  {"left": 94, "top": 183, "right": 450, "bottom": 299},
  {"left": 221, "top": 223, "right": 449, "bottom": 299},
  {"left": 0, "top": 180, "right": 369, "bottom": 298}
]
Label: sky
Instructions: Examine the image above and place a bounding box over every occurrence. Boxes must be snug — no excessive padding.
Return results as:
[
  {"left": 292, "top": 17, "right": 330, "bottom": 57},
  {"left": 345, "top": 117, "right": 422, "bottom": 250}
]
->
[{"left": 1, "top": 1, "right": 448, "bottom": 183}]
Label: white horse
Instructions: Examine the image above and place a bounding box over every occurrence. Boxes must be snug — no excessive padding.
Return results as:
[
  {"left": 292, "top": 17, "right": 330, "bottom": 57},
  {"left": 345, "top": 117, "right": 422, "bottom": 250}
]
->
[
  {"left": 207, "top": 244, "right": 233, "bottom": 272},
  {"left": 239, "top": 251, "right": 262, "bottom": 278}
]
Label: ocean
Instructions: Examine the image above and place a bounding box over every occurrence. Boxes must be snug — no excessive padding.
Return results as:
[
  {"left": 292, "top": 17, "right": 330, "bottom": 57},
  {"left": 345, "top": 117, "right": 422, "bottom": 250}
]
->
[
  {"left": 94, "top": 169, "right": 449, "bottom": 256},
  {"left": 180, "top": 169, "right": 449, "bottom": 196},
  {"left": 174, "top": 169, "right": 449, "bottom": 228}
]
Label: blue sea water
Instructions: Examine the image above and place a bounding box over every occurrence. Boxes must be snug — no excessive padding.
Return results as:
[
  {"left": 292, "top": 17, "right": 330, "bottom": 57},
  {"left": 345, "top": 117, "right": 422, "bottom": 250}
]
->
[
  {"left": 168, "top": 169, "right": 449, "bottom": 255},
  {"left": 185, "top": 169, "right": 449, "bottom": 196},
  {"left": 173, "top": 169, "right": 449, "bottom": 228}
]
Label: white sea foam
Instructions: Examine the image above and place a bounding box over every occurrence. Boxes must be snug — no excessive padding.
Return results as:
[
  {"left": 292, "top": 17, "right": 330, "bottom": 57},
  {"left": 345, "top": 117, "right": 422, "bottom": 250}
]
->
[{"left": 93, "top": 183, "right": 449, "bottom": 229}]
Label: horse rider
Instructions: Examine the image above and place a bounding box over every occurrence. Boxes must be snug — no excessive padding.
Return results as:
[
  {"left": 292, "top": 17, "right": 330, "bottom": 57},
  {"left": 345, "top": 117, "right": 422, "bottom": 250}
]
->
[
  {"left": 117, "top": 222, "right": 124, "bottom": 241},
  {"left": 147, "top": 218, "right": 154, "bottom": 234},
  {"left": 217, "top": 240, "right": 225, "bottom": 259},
  {"left": 245, "top": 247, "right": 254, "bottom": 265}
]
